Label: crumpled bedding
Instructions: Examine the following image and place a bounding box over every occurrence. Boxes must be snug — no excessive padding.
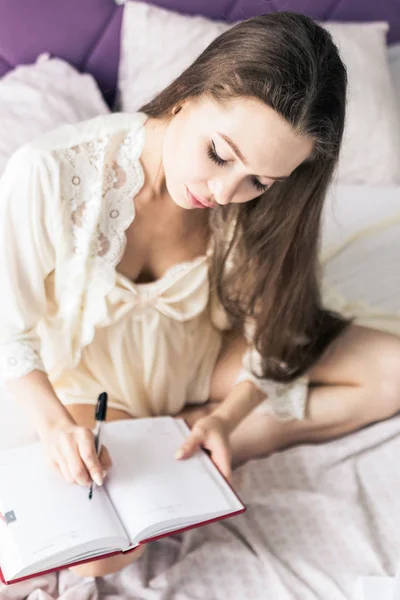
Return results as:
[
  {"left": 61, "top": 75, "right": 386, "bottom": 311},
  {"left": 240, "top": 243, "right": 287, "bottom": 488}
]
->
[{"left": 2, "top": 415, "right": 400, "bottom": 600}]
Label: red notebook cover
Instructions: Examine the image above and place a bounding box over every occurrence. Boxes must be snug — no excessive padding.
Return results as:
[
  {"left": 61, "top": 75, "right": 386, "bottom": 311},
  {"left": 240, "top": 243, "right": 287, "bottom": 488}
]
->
[
  {"left": 0, "top": 504, "right": 245, "bottom": 586},
  {"left": 0, "top": 456, "right": 245, "bottom": 586}
]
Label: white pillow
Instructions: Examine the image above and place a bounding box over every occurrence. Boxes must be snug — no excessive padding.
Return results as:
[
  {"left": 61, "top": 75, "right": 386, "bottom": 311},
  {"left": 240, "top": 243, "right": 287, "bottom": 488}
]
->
[
  {"left": 0, "top": 53, "right": 110, "bottom": 178},
  {"left": 321, "top": 183, "right": 400, "bottom": 333},
  {"left": 118, "top": 2, "right": 400, "bottom": 186},
  {"left": 388, "top": 43, "right": 400, "bottom": 113}
]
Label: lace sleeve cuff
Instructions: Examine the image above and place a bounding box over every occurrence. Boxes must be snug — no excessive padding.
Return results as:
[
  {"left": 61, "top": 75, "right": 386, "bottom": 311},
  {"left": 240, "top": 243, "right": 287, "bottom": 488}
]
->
[
  {"left": 0, "top": 341, "right": 46, "bottom": 385},
  {"left": 235, "top": 347, "right": 308, "bottom": 422}
]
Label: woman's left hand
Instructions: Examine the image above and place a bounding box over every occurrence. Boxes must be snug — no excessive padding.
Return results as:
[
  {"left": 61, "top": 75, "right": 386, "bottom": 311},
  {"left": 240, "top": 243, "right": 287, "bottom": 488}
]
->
[{"left": 175, "top": 414, "right": 232, "bottom": 481}]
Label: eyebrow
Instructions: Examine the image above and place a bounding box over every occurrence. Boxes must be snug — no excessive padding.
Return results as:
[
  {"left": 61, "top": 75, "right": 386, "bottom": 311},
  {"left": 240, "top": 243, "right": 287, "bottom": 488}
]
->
[{"left": 217, "top": 132, "right": 290, "bottom": 181}]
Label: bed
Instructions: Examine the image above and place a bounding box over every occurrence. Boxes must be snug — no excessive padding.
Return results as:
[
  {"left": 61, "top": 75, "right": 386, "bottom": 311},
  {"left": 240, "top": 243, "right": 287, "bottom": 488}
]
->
[{"left": 0, "top": 1, "right": 400, "bottom": 598}]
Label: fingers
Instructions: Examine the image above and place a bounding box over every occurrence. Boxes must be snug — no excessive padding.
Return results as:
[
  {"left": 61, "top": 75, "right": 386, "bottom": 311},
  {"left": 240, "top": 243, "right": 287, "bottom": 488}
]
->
[
  {"left": 209, "top": 434, "right": 232, "bottom": 481},
  {"left": 46, "top": 427, "right": 112, "bottom": 488},
  {"left": 99, "top": 445, "right": 113, "bottom": 474},
  {"left": 77, "top": 429, "right": 105, "bottom": 486},
  {"left": 175, "top": 426, "right": 205, "bottom": 460},
  {"left": 57, "top": 430, "right": 90, "bottom": 486},
  {"left": 175, "top": 419, "right": 232, "bottom": 482}
]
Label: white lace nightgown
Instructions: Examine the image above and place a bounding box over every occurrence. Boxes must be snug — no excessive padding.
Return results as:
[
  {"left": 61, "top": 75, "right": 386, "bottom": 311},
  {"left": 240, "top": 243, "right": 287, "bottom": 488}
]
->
[{"left": 0, "top": 112, "right": 309, "bottom": 420}]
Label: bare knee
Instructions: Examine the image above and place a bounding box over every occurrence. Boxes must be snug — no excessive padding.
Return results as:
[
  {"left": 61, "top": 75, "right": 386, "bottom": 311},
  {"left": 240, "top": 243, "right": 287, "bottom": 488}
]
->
[{"left": 69, "top": 544, "right": 145, "bottom": 577}]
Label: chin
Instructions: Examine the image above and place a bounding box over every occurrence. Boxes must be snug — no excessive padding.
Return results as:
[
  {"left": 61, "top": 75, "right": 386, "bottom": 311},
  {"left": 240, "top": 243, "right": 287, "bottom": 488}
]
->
[
  {"left": 172, "top": 194, "right": 190, "bottom": 210},
  {"left": 171, "top": 186, "right": 193, "bottom": 210},
  {"left": 164, "top": 181, "right": 187, "bottom": 209}
]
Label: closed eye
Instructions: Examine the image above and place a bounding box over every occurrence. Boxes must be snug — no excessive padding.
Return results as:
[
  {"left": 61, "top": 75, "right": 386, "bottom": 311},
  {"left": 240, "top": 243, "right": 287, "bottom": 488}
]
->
[
  {"left": 208, "top": 141, "right": 268, "bottom": 193},
  {"left": 207, "top": 141, "right": 227, "bottom": 166},
  {"left": 251, "top": 177, "right": 269, "bottom": 193}
]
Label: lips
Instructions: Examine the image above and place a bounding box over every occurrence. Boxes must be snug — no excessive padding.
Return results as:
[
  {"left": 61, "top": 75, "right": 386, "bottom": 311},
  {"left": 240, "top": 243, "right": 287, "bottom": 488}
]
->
[{"left": 186, "top": 187, "right": 215, "bottom": 208}]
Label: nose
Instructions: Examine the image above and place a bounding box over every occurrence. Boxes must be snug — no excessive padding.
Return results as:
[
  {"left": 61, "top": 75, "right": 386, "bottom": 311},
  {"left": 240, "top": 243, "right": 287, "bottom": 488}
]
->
[{"left": 208, "top": 177, "right": 237, "bottom": 206}]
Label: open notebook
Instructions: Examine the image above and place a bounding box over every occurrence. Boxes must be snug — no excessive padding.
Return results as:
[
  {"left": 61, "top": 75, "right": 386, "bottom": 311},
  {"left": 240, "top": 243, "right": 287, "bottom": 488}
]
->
[{"left": 0, "top": 417, "right": 245, "bottom": 585}]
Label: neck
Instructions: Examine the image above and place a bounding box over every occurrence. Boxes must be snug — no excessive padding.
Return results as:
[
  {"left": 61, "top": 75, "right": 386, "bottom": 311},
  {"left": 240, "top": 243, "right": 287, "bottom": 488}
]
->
[{"left": 140, "top": 117, "right": 169, "bottom": 200}]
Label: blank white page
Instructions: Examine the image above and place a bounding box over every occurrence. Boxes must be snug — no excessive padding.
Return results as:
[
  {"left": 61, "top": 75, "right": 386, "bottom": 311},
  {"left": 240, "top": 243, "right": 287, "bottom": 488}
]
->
[
  {"left": 0, "top": 442, "right": 128, "bottom": 578},
  {"left": 102, "top": 417, "right": 243, "bottom": 544}
]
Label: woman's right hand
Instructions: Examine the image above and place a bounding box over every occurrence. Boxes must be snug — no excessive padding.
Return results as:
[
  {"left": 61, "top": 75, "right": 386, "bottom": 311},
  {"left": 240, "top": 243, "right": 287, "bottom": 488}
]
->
[
  {"left": 5, "top": 371, "right": 112, "bottom": 487},
  {"left": 40, "top": 424, "right": 112, "bottom": 487}
]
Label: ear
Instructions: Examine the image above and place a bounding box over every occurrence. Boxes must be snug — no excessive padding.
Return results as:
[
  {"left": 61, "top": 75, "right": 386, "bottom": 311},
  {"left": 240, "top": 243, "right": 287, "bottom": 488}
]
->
[{"left": 172, "top": 104, "right": 183, "bottom": 115}]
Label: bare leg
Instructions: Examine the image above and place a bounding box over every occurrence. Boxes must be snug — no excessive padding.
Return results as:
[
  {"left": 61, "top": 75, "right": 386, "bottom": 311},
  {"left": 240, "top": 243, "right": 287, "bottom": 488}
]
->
[
  {"left": 179, "top": 326, "right": 400, "bottom": 467},
  {"left": 65, "top": 405, "right": 145, "bottom": 578}
]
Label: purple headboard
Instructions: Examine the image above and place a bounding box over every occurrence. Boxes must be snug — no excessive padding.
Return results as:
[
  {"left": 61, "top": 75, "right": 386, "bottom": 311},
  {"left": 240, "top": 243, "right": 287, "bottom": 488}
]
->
[{"left": 1, "top": 0, "right": 400, "bottom": 106}]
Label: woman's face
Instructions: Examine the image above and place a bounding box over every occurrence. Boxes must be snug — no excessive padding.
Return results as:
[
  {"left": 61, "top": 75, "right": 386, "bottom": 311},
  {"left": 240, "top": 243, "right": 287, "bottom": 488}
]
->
[{"left": 162, "top": 95, "right": 314, "bottom": 210}]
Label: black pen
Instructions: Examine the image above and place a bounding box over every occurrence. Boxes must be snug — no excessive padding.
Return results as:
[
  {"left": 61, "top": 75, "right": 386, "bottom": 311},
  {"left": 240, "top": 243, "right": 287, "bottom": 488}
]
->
[{"left": 88, "top": 392, "right": 108, "bottom": 500}]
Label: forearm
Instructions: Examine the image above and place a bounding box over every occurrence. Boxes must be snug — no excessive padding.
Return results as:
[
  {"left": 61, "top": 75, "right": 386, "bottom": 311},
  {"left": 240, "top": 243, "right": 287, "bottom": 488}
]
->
[
  {"left": 6, "top": 370, "right": 75, "bottom": 438},
  {"left": 211, "top": 380, "right": 265, "bottom": 433}
]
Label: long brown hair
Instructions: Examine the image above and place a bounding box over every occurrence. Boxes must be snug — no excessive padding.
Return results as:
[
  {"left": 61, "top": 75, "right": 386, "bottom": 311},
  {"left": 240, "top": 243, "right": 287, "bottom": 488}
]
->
[{"left": 141, "top": 12, "right": 350, "bottom": 382}]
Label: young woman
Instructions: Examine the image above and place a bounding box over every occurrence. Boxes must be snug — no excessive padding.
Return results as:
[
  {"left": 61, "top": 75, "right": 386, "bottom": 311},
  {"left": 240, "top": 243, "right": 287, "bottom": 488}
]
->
[{"left": 1, "top": 12, "right": 399, "bottom": 576}]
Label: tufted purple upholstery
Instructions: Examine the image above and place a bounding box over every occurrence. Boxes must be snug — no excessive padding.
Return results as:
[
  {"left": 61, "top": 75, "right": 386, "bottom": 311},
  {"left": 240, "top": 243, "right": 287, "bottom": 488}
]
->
[
  {"left": 0, "top": 0, "right": 399, "bottom": 106},
  {"left": 0, "top": 0, "right": 123, "bottom": 106},
  {"left": 138, "top": 0, "right": 400, "bottom": 43}
]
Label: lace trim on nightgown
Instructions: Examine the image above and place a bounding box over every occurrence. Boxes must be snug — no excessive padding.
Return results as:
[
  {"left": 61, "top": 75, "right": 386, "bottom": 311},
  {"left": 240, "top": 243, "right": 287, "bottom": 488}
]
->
[
  {"left": 55, "top": 114, "right": 147, "bottom": 368},
  {"left": 0, "top": 340, "right": 45, "bottom": 383},
  {"left": 235, "top": 347, "right": 309, "bottom": 422}
]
